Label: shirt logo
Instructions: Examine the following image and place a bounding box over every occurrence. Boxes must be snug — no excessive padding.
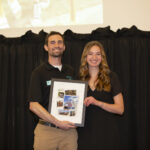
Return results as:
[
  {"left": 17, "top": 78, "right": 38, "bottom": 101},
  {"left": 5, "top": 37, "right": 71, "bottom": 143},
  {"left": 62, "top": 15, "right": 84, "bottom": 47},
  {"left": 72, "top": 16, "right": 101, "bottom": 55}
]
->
[
  {"left": 66, "top": 76, "right": 73, "bottom": 80},
  {"left": 46, "top": 80, "right": 51, "bottom": 86}
]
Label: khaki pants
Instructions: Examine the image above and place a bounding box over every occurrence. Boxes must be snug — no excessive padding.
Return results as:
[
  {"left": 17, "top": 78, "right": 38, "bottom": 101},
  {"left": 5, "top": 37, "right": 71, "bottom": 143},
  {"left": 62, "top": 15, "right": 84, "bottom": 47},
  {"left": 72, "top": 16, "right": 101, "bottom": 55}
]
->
[{"left": 34, "top": 123, "right": 78, "bottom": 150}]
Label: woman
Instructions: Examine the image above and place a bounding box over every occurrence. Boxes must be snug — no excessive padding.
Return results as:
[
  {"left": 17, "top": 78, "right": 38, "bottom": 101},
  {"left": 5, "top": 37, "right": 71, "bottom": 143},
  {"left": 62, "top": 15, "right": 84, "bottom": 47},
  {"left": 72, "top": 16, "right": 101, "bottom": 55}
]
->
[{"left": 77, "top": 41, "right": 124, "bottom": 150}]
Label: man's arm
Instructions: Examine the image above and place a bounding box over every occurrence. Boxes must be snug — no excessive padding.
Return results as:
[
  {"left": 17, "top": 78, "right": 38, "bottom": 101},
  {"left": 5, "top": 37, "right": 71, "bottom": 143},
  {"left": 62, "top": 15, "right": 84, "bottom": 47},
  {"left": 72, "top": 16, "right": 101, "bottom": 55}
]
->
[{"left": 29, "top": 102, "right": 76, "bottom": 130}]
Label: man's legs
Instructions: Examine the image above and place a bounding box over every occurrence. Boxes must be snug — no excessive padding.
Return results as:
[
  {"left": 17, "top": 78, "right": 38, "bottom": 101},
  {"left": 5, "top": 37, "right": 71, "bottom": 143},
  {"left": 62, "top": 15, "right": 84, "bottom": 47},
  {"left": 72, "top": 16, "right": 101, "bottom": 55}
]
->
[
  {"left": 33, "top": 124, "right": 78, "bottom": 150},
  {"left": 58, "top": 128, "right": 78, "bottom": 150},
  {"left": 34, "top": 124, "right": 59, "bottom": 150}
]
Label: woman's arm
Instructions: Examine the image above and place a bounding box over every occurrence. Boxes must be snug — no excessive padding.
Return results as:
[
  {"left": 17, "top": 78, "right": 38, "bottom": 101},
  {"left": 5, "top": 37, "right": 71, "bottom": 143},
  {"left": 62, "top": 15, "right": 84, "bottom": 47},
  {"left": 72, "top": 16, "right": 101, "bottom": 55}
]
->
[{"left": 84, "top": 93, "right": 124, "bottom": 115}]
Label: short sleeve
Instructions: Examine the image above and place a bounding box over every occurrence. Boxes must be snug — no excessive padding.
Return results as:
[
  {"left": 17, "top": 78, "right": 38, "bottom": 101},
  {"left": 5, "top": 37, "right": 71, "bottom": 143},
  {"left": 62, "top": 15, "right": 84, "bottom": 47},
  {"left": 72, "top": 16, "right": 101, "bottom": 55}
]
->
[
  {"left": 28, "top": 70, "right": 42, "bottom": 102},
  {"left": 110, "top": 72, "right": 122, "bottom": 97}
]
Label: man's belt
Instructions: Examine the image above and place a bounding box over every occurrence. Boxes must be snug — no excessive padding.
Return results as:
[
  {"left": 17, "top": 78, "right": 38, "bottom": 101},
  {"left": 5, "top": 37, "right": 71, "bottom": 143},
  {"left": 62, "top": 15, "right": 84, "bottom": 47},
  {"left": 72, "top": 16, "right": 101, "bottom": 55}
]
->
[{"left": 39, "top": 119, "right": 59, "bottom": 128}]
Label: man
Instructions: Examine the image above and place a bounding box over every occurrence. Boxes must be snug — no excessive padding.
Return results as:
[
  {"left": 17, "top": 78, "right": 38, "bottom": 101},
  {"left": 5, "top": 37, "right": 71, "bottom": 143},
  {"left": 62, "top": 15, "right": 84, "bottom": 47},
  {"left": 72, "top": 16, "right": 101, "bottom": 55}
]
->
[{"left": 29, "top": 31, "right": 77, "bottom": 150}]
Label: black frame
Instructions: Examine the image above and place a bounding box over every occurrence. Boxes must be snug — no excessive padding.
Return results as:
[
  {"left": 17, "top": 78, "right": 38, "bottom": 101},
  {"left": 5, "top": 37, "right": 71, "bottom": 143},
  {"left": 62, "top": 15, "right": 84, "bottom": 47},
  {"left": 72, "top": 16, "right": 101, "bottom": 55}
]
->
[{"left": 48, "top": 78, "right": 88, "bottom": 127}]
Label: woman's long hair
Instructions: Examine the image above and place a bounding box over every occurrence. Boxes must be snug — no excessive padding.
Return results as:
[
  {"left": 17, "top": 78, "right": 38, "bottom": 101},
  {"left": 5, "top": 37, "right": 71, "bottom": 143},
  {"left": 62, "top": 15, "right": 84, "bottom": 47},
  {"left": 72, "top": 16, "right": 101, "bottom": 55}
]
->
[{"left": 79, "top": 41, "right": 111, "bottom": 92}]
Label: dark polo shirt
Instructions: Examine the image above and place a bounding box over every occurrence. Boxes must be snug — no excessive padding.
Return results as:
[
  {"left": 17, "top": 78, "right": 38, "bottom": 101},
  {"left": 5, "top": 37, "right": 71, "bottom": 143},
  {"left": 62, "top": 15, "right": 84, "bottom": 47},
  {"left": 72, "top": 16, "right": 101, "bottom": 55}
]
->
[{"left": 28, "top": 62, "right": 74, "bottom": 110}]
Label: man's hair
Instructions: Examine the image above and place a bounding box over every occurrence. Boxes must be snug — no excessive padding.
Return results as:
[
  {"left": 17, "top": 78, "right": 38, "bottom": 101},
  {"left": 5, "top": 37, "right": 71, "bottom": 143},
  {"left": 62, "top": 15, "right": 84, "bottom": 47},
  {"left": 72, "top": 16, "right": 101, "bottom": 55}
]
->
[{"left": 45, "top": 31, "right": 64, "bottom": 45}]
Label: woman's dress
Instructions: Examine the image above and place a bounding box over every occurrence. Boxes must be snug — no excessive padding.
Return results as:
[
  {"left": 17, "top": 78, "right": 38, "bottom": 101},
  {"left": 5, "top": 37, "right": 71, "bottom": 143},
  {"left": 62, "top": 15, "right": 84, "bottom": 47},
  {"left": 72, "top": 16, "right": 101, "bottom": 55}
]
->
[{"left": 77, "top": 72, "right": 123, "bottom": 150}]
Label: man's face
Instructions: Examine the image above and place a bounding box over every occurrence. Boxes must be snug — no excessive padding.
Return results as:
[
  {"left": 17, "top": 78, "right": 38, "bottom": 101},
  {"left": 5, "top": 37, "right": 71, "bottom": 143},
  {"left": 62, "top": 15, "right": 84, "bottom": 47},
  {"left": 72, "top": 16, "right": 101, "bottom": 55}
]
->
[{"left": 44, "top": 34, "right": 65, "bottom": 57}]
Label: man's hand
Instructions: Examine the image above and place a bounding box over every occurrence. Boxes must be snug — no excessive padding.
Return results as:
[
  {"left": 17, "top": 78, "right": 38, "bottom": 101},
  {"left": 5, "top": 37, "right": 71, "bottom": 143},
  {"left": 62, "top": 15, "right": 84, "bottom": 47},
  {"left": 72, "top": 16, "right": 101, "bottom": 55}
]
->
[{"left": 56, "top": 120, "right": 76, "bottom": 130}]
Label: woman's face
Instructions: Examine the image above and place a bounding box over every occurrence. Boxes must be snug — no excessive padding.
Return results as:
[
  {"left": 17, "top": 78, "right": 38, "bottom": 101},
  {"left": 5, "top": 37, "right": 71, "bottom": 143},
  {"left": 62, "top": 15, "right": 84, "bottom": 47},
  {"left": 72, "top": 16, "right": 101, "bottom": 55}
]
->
[{"left": 86, "top": 45, "right": 102, "bottom": 68}]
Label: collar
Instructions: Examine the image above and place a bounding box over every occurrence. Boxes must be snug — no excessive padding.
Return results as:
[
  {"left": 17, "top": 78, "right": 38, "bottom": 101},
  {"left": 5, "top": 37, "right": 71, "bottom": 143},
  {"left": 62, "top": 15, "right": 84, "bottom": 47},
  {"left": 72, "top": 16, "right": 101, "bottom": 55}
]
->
[
  {"left": 44, "top": 61, "right": 66, "bottom": 72},
  {"left": 44, "top": 61, "right": 56, "bottom": 70}
]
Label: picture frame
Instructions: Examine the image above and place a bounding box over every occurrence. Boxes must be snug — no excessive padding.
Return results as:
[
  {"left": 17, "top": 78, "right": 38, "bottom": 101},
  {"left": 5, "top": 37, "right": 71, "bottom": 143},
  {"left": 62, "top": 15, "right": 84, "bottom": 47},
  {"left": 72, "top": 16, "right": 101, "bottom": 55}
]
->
[{"left": 48, "top": 78, "right": 88, "bottom": 127}]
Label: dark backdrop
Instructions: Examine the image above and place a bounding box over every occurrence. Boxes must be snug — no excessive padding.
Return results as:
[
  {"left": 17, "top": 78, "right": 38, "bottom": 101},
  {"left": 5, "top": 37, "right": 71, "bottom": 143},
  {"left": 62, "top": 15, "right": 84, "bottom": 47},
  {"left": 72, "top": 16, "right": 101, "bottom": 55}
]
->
[{"left": 0, "top": 26, "right": 150, "bottom": 150}]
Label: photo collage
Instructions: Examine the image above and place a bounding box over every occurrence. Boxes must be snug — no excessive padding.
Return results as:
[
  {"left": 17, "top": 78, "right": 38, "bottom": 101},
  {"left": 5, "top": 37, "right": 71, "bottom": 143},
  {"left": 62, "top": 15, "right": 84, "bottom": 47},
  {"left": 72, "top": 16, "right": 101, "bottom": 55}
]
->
[{"left": 57, "top": 89, "right": 78, "bottom": 117}]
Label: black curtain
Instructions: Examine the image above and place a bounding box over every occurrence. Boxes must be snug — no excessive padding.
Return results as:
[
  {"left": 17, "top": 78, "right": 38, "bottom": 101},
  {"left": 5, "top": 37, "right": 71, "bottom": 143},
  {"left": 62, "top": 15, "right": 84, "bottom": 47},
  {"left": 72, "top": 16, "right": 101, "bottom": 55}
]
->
[{"left": 0, "top": 26, "right": 150, "bottom": 150}]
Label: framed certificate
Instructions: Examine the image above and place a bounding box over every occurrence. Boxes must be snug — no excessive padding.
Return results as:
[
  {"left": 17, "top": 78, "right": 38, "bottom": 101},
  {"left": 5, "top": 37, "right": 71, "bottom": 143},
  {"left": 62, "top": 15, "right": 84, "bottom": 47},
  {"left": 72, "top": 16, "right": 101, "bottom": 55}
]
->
[{"left": 48, "top": 78, "right": 88, "bottom": 127}]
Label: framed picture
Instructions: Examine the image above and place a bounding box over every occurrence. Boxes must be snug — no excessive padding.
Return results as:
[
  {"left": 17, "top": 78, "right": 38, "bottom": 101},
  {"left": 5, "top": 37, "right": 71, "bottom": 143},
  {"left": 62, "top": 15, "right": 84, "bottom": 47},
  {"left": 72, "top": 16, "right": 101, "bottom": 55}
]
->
[{"left": 48, "top": 78, "right": 88, "bottom": 127}]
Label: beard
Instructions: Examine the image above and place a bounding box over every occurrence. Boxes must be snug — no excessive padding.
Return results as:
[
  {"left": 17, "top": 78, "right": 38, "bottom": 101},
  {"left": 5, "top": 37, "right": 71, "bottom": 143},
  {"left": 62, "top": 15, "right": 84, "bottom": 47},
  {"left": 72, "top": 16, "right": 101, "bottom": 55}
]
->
[
  {"left": 50, "top": 48, "right": 64, "bottom": 57},
  {"left": 51, "top": 53, "right": 63, "bottom": 57}
]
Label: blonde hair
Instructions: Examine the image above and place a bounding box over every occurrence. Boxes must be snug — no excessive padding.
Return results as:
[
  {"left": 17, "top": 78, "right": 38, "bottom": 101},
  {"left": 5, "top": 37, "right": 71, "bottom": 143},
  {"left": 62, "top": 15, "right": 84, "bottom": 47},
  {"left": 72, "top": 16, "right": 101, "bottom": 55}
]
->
[{"left": 79, "top": 41, "right": 111, "bottom": 91}]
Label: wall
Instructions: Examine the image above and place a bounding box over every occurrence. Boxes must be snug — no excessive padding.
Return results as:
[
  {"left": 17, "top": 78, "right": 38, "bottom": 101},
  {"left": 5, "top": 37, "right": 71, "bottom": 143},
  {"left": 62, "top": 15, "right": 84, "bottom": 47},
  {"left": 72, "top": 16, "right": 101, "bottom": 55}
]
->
[{"left": 104, "top": 0, "right": 150, "bottom": 31}]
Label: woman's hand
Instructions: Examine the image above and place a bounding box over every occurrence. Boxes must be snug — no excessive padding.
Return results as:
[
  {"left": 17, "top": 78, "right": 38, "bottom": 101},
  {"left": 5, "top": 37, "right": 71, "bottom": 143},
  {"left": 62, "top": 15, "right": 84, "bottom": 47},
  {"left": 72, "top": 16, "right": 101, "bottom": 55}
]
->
[{"left": 84, "top": 96, "right": 98, "bottom": 107}]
